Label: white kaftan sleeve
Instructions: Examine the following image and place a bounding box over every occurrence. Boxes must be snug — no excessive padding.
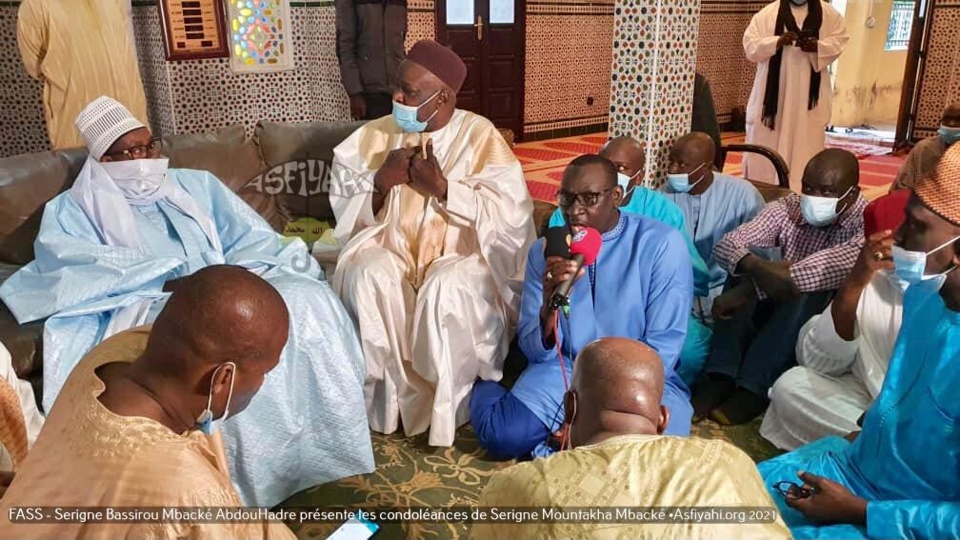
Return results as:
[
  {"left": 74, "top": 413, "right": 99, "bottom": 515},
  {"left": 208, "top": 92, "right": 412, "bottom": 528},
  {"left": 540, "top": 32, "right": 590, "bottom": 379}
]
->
[
  {"left": 329, "top": 129, "right": 380, "bottom": 247},
  {"left": 743, "top": 8, "right": 781, "bottom": 63},
  {"left": 439, "top": 131, "right": 535, "bottom": 324},
  {"left": 795, "top": 308, "right": 859, "bottom": 376},
  {"left": 808, "top": 3, "right": 849, "bottom": 72}
]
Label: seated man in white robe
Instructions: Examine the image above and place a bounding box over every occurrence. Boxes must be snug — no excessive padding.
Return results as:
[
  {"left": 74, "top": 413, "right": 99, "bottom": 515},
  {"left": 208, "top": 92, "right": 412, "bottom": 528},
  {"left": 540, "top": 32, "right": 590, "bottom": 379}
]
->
[
  {"left": 0, "top": 96, "right": 374, "bottom": 507},
  {"left": 761, "top": 191, "right": 908, "bottom": 449},
  {"left": 328, "top": 40, "right": 535, "bottom": 447}
]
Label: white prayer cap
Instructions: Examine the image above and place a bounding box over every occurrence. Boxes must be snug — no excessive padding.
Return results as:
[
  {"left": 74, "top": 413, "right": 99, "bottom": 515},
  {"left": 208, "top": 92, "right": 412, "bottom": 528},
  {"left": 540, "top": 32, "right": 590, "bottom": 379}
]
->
[{"left": 75, "top": 96, "right": 147, "bottom": 160}]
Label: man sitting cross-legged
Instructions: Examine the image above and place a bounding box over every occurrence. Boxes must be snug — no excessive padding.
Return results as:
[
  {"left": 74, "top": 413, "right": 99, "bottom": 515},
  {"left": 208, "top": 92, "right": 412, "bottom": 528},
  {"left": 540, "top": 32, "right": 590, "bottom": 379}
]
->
[
  {"left": 471, "top": 337, "right": 790, "bottom": 540},
  {"left": 757, "top": 144, "right": 960, "bottom": 539},
  {"left": 693, "top": 149, "right": 867, "bottom": 425},
  {"left": 0, "top": 96, "right": 373, "bottom": 506},
  {"left": 0, "top": 266, "right": 296, "bottom": 539},
  {"left": 470, "top": 155, "right": 694, "bottom": 460}
]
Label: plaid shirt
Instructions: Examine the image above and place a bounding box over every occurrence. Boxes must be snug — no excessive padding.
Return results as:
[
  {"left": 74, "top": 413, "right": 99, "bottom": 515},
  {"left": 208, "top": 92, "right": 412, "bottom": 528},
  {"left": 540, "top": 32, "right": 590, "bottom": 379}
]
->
[{"left": 714, "top": 193, "right": 867, "bottom": 300}]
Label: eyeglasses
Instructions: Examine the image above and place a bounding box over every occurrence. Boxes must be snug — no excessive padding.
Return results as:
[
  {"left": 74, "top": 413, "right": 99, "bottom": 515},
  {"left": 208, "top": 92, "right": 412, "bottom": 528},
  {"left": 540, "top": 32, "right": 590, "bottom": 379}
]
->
[
  {"left": 557, "top": 188, "right": 614, "bottom": 208},
  {"left": 772, "top": 481, "right": 814, "bottom": 499},
  {"left": 106, "top": 137, "right": 163, "bottom": 160}
]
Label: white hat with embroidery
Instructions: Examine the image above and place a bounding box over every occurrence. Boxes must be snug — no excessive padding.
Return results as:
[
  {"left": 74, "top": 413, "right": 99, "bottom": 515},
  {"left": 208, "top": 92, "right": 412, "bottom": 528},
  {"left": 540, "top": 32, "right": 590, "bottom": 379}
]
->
[{"left": 75, "top": 96, "right": 146, "bottom": 160}]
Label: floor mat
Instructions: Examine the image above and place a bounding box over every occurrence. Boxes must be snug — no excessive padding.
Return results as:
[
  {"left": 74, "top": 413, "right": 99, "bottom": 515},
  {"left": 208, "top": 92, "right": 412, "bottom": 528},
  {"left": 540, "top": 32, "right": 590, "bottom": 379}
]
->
[{"left": 280, "top": 420, "right": 782, "bottom": 539}]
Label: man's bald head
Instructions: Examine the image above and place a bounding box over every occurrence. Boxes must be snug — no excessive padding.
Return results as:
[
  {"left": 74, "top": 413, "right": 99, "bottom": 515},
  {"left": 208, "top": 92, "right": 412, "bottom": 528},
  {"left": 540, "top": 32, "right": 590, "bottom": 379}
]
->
[
  {"left": 146, "top": 265, "right": 290, "bottom": 417},
  {"left": 600, "top": 136, "right": 646, "bottom": 179},
  {"left": 671, "top": 132, "right": 716, "bottom": 166},
  {"left": 563, "top": 338, "right": 669, "bottom": 448}
]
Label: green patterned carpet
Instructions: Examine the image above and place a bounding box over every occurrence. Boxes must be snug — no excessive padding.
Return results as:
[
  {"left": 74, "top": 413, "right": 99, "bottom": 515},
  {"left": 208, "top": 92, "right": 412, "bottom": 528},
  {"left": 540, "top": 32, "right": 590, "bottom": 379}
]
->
[{"left": 280, "top": 421, "right": 782, "bottom": 539}]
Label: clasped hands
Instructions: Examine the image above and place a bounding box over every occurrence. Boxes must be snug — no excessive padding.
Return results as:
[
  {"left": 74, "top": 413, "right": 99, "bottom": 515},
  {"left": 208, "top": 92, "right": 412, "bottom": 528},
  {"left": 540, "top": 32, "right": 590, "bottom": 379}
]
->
[
  {"left": 778, "top": 31, "right": 819, "bottom": 53},
  {"left": 373, "top": 140, "right": 448, "bottom": 200}
]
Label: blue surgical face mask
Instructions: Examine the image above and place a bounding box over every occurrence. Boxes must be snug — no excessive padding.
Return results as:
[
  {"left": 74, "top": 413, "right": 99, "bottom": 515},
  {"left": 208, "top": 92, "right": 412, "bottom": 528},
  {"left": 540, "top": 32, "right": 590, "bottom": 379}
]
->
[
  {"left": 617, "top": 171, "right": 640, "bottom": 200},
  {"left": 195, "top": 362, "right": 237, "bottom": 435},
  {"left": 392, "top": 90, "right": 441, "bottom": 133},
  {"left": 666, "top": 162, "right": 708, "bottom": 193},
  {"left": 939, "top": 125, "right": 960, "bottom": 146},
  {"left": 800, "top": 185, "right": 853, "bottom": 227},
  {"left": 789, "top": 0, "right": 808, "bottom": 6},
  {"left": 892, "top": 236, "right": 960, "bottom": 290}
]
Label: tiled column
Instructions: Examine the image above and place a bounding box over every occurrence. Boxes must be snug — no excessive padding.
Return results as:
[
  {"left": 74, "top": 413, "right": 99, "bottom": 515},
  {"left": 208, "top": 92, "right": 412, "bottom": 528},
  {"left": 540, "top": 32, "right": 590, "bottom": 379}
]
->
[{"left": 608, "top": 0, "right": 701, "bottom": 187}]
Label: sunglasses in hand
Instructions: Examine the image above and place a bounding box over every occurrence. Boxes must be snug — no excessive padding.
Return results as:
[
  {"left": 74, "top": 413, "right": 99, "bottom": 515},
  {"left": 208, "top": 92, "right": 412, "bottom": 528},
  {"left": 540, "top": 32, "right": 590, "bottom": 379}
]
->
[{"left": 773, "top": 480, "right": 816, "bottom": 499}]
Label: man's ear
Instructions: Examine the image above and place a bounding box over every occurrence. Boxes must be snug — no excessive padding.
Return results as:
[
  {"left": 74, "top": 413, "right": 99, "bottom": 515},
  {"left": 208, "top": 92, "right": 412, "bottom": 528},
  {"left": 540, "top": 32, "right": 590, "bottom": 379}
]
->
[
  {"left": 611, "top": 185, "right": 624, "bottom": 207},
  {"left": 656, "top": 405, "right": 670, "bottom": 435}
]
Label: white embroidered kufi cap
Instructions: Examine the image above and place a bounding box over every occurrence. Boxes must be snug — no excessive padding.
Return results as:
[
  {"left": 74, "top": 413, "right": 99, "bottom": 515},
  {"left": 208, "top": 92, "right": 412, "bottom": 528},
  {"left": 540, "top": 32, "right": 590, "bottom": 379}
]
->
[{"left": 75, "top": 96, "right": 146, "bottom": 159}]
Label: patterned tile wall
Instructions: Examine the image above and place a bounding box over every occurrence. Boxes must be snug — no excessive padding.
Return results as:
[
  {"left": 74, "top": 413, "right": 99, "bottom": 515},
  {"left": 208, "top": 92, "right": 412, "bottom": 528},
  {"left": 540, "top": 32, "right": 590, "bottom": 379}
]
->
[
  {"left": 610, "top": 0, "right": 702, "bottom": 187},
  {"left": 524, "top": 8, "right": 613, "bottom": 135},
  {"left": 914, "top": 0, "right": 960, "bottom": 139},
  {"left": 407, "top": 0, "right": 436, "bottom": 49},
  {"left": 133, "top": 4, "right": 175, "bottom": 137},
  {"left": 0, "top": 2, "right": 49, "bottom": 158},
  {"left": 697, "top": 0, "right": 766, "bottom": 124},
  {"left": 135, "top": 1, "right": 349, "bottom": 138}
]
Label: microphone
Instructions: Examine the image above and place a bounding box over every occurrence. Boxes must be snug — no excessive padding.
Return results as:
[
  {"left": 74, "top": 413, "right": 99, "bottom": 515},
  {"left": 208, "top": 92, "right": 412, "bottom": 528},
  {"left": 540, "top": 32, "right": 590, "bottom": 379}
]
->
[{"left": 548, "top": 226, "right": 602, "bottom": 312}]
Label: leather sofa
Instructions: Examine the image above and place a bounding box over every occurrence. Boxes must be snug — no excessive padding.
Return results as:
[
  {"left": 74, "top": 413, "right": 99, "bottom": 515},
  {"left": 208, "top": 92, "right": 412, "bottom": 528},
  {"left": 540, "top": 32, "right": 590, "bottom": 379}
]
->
[{"left": 0, "top": 120, "right": 366, "bottom": 404}]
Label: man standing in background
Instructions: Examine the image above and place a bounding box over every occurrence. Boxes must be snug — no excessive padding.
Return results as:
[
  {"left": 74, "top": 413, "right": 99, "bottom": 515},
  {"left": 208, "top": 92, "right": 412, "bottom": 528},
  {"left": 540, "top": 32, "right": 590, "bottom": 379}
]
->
[
  {"left": 18, "top": 0, "right": 148, "bottom": 150},
  {"left": 336, "top": 0, "right": 407, "bottom": 120},
  {"left": 742, "top": 0, "right": 848, "bottom": 191}
]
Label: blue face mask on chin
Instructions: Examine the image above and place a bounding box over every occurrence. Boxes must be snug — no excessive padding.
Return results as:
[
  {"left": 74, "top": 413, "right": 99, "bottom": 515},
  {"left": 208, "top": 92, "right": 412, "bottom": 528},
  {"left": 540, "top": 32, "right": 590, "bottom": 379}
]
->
[
  {"left": 789, "top": 0, "right": 808, "bottom": 5},
  {"left": 392, "top": 90, "right": 442, "bottom": 133},
  {"left": 939, "top": 125, "right": 960, "bottom": 146}
]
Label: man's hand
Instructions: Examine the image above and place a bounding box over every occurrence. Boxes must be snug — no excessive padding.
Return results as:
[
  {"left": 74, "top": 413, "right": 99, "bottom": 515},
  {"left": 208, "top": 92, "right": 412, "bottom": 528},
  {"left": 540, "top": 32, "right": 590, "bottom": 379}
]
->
[
  {"left": 798, "top": 36, "right": 819, "bottom": 53},
  {"left": 542, "top": 256, "right": 585, "bottom": 312},
  {"left": 786, "top": 471, "right": 868, "bottom": 526},
  {"left": 539, "top": 256, "right": 585, "bottom": 347},
  {"left": 752, "top": 259, "right": 800, "bottom": 300},
  {"left": 349, "top": 95, "right": 367, "bottom": 120},
  {"left": 374, "top": 147, "right": 415, "bottom": 194},
  {"left": 848, "top": 230, "right": 895, "bottom": 288},
  {"left": 844, "top": 430, "right": 860, "bottom": 443},
  {"left": 409, "top": 140, "right": 448, "bottom": 200},
  {"left": 712, "top": 281, "right": 756, "bottom": 320},
  {"left": 778, "top": 31, "right": 799, "bottom": 48}
]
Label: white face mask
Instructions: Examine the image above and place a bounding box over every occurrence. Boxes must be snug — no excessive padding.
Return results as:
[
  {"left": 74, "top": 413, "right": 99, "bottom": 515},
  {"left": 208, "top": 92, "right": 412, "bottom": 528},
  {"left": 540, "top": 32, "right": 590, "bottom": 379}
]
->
[
  {"left": 617, "top": 170, "right": 641, "bottom": 200},
  {"left": 99, "top": 158, "right": 170, "bottom": 202},
  {"left": 800, "top": 185, "right": 853, "bottom": 227}
]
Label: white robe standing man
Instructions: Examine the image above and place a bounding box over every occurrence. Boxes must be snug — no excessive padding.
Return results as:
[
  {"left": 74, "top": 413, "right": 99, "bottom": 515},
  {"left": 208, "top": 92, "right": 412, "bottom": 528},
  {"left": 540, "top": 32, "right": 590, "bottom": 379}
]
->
[
  {"left": 743, "top": 0, "right": 849, "bottom": 191},
  {"left": 327, "top": 40, "right": 535, "bottom": 447}
]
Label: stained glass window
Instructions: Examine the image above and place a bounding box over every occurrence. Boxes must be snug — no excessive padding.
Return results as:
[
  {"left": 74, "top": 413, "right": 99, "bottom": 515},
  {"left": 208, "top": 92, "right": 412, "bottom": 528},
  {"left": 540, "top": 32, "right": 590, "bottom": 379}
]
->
[{"left": 228, "top": 0, "right": 295, "bottom": 72}]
